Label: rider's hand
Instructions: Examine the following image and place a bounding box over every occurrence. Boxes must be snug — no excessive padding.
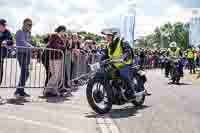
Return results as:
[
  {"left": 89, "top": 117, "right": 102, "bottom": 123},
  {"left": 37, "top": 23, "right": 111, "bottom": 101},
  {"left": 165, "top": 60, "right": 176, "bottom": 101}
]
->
[{"left": 119, "top": 58, "right": 124, "bottom": 63}]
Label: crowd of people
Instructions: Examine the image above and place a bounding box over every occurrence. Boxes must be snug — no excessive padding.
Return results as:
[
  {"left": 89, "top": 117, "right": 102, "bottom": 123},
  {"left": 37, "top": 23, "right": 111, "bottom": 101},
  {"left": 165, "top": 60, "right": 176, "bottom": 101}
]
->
[
  {"left": 133, "top": 47, "right": 200, "bottom": 71},
  {"left": 0, "top": 18, "right": 107, "bottom": 98},
  {"left": 0, "top": 18, "right": 200, "bottom": 99}
]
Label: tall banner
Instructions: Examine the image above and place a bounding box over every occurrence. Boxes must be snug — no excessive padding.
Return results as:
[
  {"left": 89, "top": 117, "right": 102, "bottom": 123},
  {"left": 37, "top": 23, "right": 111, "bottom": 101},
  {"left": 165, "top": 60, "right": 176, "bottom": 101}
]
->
[
  {"left": 120, "top": 15, "right": 135, "bottom": 47},
  {"left": 189, "top": 16, "right": 200, "bottom": 47}
]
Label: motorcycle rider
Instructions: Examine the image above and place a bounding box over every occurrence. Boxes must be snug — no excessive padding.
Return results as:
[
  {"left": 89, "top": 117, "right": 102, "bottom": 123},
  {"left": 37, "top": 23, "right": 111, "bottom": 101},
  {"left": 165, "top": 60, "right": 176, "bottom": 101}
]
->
[
  {"left": 186, "top": 45, "right": 196, "bottom": 74},
  {"left": 100, "top": 28, "right": 144, "bottom": 100},
  {"left": 165, "top": 42, "right": 183, "bottom": 78}
]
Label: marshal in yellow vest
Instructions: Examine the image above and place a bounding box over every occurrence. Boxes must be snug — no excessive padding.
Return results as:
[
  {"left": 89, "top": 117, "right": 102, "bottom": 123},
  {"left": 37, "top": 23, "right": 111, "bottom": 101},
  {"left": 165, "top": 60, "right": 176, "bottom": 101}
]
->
[
  {"left": 168, "top": 48, "right": 181, "bottom": 59},
  {"left": 187, "top": 48, "right": 195, "bottom": 59},
  {"left": 108, "top": 39, "right": 132, "bottom": 69}
]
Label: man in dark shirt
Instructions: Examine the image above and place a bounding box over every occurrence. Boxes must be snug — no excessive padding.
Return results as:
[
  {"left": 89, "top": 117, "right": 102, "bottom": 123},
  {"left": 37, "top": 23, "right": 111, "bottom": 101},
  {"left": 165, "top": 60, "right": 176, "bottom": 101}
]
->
[{"left": 0, "top": 19, "right": 13, "bottom": 85}]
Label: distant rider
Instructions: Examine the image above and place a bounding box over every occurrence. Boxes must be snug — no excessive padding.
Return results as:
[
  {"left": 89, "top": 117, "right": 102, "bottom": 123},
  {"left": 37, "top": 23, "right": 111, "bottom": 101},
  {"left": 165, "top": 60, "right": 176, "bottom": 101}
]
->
[{"left": 165, "top": 42, "right": 183, "bottom": 78}]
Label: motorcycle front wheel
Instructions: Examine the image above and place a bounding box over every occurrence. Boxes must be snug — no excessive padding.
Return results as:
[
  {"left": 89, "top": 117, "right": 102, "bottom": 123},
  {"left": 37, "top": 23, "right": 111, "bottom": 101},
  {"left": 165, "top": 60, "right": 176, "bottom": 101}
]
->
[{"left": 86, "top": 78, "right": 113, "bottom": 114}]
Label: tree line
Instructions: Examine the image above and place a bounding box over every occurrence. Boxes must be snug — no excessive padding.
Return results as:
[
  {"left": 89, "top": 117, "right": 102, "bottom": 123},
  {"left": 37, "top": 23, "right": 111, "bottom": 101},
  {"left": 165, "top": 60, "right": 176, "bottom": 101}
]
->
[{"left": 141, "top": 22, "right": 189, "bottom": 49}]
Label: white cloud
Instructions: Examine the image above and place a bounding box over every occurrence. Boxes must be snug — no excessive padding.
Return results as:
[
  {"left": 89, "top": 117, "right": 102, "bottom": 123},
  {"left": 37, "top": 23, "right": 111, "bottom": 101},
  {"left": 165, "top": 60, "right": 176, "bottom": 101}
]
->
[{"left": 0, "top": 0, "right": 188, "bottom": 37}]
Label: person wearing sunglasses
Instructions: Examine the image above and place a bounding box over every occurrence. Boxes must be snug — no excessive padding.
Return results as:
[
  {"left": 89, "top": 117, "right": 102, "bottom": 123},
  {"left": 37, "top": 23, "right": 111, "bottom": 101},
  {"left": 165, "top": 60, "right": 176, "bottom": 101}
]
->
[{"left": 15, "top": 18, "right": 33, "bottom": 98}]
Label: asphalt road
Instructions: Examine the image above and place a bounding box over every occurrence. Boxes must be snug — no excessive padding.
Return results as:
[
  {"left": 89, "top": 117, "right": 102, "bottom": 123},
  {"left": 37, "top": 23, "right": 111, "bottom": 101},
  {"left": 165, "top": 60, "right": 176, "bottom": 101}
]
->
[
  {"left": 113, "top": 69, "right": 200, "bottom": 133},
  {"left": 0, "top": 69, "right": 200, "bottom": 133}
]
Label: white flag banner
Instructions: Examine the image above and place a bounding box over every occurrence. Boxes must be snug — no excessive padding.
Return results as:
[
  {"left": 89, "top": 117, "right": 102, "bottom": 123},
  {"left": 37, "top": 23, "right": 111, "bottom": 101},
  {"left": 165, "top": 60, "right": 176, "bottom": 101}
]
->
[
  {"left": 189, "top": 16, "right": 200, "bottom": 46},
  {"left": 120, "top": 15, "right": 135, "bottom": 47}
]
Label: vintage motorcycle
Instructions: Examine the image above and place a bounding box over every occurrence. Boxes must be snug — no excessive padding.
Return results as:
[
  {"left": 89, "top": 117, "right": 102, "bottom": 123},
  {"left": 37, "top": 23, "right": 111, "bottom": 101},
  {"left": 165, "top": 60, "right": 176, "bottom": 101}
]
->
[
  {"left": 169, "top": 58, "right": 183, "bottom": 84},
  {"left": 86, "top": 58, "right": 147, "bottom": 114}
]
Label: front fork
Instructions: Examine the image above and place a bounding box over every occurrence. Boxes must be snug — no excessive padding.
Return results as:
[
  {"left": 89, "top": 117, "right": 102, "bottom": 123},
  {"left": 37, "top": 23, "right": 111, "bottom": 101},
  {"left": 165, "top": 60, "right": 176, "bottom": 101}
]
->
[{"left": 134, "top": 76, "right": 145, "bottom": 92}]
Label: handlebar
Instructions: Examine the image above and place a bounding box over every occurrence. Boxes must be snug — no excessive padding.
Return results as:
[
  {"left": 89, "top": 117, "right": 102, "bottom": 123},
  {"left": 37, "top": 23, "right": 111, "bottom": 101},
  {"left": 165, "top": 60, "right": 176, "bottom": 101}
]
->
[{"left": 101, "top": 58, "right": 123, "bottom": 65}]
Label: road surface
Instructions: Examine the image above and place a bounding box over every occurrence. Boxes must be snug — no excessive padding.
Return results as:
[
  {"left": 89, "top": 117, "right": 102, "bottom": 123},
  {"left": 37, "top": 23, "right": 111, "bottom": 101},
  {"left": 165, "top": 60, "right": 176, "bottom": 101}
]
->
[{"left": 0, "top": 69, "right": 200, "bottom": 133}]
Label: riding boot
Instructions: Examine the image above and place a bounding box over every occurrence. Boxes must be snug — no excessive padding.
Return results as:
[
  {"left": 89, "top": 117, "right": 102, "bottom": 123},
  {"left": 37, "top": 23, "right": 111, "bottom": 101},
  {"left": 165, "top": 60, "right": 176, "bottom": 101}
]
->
[{"left": 124, "top": 81, "right": 135, "bottom": 100}]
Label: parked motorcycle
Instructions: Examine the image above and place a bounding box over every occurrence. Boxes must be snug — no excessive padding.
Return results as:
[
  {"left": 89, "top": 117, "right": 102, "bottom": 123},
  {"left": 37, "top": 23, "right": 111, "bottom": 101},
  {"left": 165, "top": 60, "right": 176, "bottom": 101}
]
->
[{"left": 86, "top": 58, "right": 147, "bottom": 114}]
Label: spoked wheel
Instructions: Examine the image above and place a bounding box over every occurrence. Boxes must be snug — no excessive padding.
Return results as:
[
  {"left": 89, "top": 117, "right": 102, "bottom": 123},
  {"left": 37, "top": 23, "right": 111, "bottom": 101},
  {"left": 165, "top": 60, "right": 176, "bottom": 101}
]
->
[{"left": 86, "top": 79, "right": 113, "bottom": 114}]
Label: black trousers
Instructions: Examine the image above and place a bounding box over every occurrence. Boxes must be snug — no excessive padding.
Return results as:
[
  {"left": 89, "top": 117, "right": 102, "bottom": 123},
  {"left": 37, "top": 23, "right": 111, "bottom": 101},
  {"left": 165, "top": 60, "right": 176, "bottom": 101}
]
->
[
  {"left": 165, "top": 61, "right": 171, "bottom": 77},
  {"left": 0, "top": 57, "right": 4, "bottom": 85},
  {"left": 188, "top": 58, "right": 196, "bottom": 73}
]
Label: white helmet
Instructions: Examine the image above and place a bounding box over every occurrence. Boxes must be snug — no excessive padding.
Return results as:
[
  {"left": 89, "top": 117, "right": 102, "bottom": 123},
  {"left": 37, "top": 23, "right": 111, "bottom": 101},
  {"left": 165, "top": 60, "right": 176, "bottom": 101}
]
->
[
  {"left": 169, "top": 42, "right": 177, "bottom": 48},
  {"left": 101, "top": 28, "right": 120, "bottom": 36}
]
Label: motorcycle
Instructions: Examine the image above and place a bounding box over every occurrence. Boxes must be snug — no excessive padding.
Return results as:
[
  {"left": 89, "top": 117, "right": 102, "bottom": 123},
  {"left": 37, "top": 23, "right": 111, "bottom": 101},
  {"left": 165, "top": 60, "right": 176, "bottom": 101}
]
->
[
  {"left": 169, "top": 58, "right": 183, "bottom": 84},
  {"left": 86, "top": 58, "right": 147, "bottom": 114}
]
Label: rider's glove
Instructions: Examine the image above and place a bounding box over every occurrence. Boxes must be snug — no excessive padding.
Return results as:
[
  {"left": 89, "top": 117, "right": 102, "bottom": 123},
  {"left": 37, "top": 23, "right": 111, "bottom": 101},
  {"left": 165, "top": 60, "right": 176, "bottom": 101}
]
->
[
  {"left": 104, "top": 64, "right": 112, "bottom": 73},
  {"left": 119, "top": 58, "right": 124, "bottom": 63}
]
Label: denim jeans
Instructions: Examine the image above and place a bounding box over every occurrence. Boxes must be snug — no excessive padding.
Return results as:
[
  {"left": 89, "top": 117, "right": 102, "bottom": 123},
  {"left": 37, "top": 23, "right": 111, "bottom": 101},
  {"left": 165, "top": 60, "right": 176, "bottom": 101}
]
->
[
  {"left": 16, "top": 52, "right": 31, "bottom": 93},
  {"left": 0, "top": 57, "right": 4, "bottom": 85}
]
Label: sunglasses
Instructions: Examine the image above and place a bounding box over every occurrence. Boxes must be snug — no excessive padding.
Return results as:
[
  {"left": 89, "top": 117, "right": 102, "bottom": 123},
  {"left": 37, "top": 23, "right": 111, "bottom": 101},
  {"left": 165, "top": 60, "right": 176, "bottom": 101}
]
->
[{"left": 26, "top": 23, "right": 32, "bottom": 27}]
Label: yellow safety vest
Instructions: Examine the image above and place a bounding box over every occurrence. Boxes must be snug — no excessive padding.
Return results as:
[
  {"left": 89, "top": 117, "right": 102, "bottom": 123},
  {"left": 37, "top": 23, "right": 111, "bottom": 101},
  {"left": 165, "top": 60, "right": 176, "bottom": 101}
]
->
[
  {"left": 187, "top": 48, "right": 194, "bottom": 59},
  {"left": 108, "top": 40, "right": 132, "bottom": 69},
  {"left": 168, "top": 48, "right": 181, "bottom": 59}
]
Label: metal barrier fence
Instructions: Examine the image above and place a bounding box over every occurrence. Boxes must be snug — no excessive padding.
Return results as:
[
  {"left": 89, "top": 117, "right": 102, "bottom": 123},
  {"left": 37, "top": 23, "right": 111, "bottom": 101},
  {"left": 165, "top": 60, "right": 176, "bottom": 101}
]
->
[
  {"left": 65, "top": 50, "right": 102, "bottom": 83},
  {"left": 2, "top": 46, "right": 183, "bottom": 91},
  {"left": 0, "top": 46, "right": 102, "bottom": 90},
  {"left": 0, "top": 46, "right": 65, "bottom": 89}
]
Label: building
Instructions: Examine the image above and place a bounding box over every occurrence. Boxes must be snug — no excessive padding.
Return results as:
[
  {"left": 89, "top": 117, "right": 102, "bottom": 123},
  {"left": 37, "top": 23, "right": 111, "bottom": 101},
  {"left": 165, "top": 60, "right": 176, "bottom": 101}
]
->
[
  {"left": 120, "top": 15, "right": 135, "bottom": 47},
  {"left": 176, "top": 8, "right": 200, "bottom": 47},
  {"left": 120, "top": 0, "right": 136, "bottom": 47},
  {"left": 189, "top": 16, "right": 200, "bottom": 46}
]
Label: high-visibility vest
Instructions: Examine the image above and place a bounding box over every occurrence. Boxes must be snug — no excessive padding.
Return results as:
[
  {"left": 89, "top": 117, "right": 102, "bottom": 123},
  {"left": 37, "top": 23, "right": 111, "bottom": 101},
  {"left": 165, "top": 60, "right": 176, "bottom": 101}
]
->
[
  {"left": 187, "top": 48, "right": 195, "bottom": 59},
  {"left": 168, "top": 48, "right": 181, "bottom": 59},
  {"left": 108, "top": 39, "right": 132, "bottom": 69}
]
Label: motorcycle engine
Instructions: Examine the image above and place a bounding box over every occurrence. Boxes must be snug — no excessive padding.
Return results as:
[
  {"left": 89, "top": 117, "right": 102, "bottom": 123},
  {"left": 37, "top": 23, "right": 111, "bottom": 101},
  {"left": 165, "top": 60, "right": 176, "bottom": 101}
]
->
[{"left": 111, "top": 81, "right": 126, "bottom": 105}]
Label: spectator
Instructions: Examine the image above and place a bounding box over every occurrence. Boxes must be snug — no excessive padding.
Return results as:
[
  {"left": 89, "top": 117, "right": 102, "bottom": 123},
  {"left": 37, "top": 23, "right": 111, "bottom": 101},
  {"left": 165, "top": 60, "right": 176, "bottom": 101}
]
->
[
  {"left": 139, "top": 48, "right": 145, "bottom": 69},
  {"left": 15, "top": 18, "right": 33, "bottom": 98},
  {"left": 42, "top": 33, "right": 52, "bottom": 86},
  {"left": 70, "top": 33, "right": 81, "bottom": 82},
  {"left": 0, "top": 19, "right": 13, "bottom": 85},
  {"left": 44, "top": 25, "right": 66, "bottom": 97},
  {"left": 72, "top": 33, "right": 81, "bottom": 49},
  {"left": 62, "top": 33, "right": 71, "bottom": 88}
]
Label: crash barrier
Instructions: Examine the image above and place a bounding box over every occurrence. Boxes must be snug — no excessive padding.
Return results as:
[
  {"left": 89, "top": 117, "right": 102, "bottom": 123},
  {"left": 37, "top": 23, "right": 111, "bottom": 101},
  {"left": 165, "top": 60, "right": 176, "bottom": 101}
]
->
[
  {"left": 65, "top": 51, "right": 102, "bottom": 83},
  {"left": 0, "top": 46, "right": 65, "bottom": 89},
  {"left": 1, "top": 45, "right": 176, "bottom": 90},
  {"left": 0, "top": 46, "right": 103, "bottom": 89}
]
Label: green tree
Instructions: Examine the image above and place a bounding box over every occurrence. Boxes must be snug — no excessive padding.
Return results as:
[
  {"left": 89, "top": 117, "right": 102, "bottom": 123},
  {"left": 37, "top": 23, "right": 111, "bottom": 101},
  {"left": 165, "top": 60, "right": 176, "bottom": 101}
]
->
[{"left": 144, "top": 22, "right": 189, "bottom": 49}]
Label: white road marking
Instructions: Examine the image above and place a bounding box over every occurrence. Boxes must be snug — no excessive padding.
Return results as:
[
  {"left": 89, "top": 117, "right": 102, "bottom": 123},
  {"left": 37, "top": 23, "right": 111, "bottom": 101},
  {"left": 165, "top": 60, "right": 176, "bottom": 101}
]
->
[
  {"left": 97, "top": 114, "right": 120, "bottom": 133},
  {"left": 96, "top": 116, "right": 105, "bottom": 124},
  {"left": 98, "top": 124, "right": 110, "bottom": 133},
  {"left": 134, "top": 113, "right": 142, "bottom": 118},
  {"left": 0, "top": 114, "right": 80, "bottom": 133}
]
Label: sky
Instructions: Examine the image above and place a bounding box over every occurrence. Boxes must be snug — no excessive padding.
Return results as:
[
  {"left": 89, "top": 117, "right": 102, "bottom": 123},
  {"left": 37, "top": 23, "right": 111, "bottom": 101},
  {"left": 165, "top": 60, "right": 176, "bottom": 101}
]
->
[{"left": 0, "top": 0, "right": 199, "bottom": 37}]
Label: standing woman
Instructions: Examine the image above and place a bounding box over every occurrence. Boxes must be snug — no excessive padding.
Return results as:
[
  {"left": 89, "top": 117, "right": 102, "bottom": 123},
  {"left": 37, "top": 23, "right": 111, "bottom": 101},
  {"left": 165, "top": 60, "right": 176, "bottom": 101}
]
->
[
  {"left": 15, "top": 18, "right": 33, "bottom": 98},
  {"left": 44, "top": 26, "right": 66, "bottom": 97}
]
